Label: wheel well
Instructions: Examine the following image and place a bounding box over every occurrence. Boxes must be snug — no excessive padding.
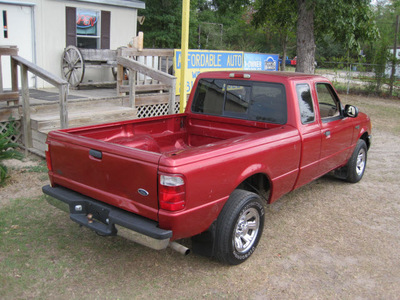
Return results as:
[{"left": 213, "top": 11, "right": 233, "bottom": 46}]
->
[
  {"left": 236, "top": 173, "right": 271, "bottom": 203},
  {"left": 360, "top": 132, "right": 370, "bottom": 150}
]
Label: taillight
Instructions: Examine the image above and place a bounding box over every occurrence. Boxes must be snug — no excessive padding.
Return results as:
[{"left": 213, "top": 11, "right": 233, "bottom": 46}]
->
[
  {"left": 159, "top": 174, "right": 186, "bottom": 211},
  {"left": 45, "top": 143, "right": 52, "bottom": 172},
  {"left": 229, "top": 73, "right": 251, "bottom": 79}
]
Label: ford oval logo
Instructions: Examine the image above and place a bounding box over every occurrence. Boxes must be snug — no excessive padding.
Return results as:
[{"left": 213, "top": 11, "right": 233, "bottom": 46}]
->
[{"left": 138, "top": 188, "right": 149, "bottom": 197}]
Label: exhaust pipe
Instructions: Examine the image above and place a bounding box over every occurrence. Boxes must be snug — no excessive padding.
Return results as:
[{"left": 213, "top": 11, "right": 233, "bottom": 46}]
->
[{"left": 169, "top": 241, "right": 190, "bottom": 255}]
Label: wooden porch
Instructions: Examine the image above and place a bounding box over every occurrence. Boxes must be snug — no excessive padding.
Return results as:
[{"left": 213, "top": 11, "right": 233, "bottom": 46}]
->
[{"left": 0, "top": 46, "right": 178, "bottom": 157}]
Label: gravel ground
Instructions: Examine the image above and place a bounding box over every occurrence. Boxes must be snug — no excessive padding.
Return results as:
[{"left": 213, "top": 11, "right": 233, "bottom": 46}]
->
[{"left": 1, "top": 94, "right": 399, "bottom": 299}]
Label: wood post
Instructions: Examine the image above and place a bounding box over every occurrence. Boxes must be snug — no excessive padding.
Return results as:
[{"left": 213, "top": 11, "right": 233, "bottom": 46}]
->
[
  {"left": 21, "top": 64, "right": 32, "bottom": 155},
  {"left": 129, "top": 69, "right": 136, "bottom": 108},
  {"left": 11, "top": 56, "right": 18, "bottom": 94},
  {"left": 169, "top": 78, "right": 176, "bottom": 114},
  {"left": 0, "top": 56, "right": 3, "bottom": 92},
  {"left": 116, "top": 47, "right": 124, "bottom": 96},
  {"left": 59, "top": 84, "right": 68, "bottom": 129}
]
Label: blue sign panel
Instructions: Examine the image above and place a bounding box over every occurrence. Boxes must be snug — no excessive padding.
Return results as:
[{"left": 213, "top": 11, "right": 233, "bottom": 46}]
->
[
  {"left": 175, "top": 50, "right": 243, "bottom": 69},
  {"left": 243, "top": 53, "right": 279, "bottom": 71}
]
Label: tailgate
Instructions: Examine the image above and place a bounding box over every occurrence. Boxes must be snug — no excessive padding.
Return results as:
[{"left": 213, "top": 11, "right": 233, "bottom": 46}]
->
[{"left": 47, "top": 132, "right": 162, "bottom": 221}]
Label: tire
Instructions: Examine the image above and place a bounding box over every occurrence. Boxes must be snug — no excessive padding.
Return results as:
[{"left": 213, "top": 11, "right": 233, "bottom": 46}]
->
[
  {"left": 214, "top": 189, "right": 265, "bottom": 265},
  {"left": 346, "top": 139, "right": 368, "bottom": 183}
]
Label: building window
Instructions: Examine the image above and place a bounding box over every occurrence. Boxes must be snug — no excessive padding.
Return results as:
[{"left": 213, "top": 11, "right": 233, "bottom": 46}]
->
[
  {"left": 3, "top": 10, "right": 8, "bottom": 38},
  {"left": 66, "top": 7, "right": 110, "bottom": 49},
  {"left": 76, "top": 9, "right": 100, "bottom": 48}
]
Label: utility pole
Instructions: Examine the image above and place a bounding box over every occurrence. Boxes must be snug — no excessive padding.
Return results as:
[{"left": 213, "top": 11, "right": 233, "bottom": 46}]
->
[
  {"left": 390, "top": 15, "right": 399, "bottom": 96},
  {"left": 179, "top": 0, "right": 190, "bottom": 113}
]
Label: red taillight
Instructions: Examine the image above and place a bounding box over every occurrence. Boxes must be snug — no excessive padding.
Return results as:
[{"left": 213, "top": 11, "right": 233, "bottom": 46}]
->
[
  {"left": 159, "top": 174, "right": 186, "bottom": 211},
  {"left": 229, "top": 73, "right": 251, "bottom": 79},
  {"left": 45, "top": 144, "right": 52, "bottom": 172}
]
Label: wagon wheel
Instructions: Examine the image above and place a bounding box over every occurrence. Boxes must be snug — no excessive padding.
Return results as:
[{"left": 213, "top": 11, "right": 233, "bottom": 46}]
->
[{"left": 61, "top": 46, "right": 85, "bottom": 87}]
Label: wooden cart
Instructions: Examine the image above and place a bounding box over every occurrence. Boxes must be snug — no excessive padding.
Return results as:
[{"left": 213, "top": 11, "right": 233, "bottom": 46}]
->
[{"left": 61, "top": 46, "right": 117, "bottom": 87}]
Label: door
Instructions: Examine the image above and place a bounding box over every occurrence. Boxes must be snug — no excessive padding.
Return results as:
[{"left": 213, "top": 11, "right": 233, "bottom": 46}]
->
[
  {"left": 0, "top": 3, "right": 34, "bottom": 89},
  {"left": 316, "top": 83, "right": 354, "bottom": 173},
  {"left": 294, "top": 83, "right": 322, "bottom": 189}
]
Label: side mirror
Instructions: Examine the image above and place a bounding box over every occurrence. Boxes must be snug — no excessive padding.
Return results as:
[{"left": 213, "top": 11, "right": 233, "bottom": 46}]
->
[{"left": 344, "top": 105, "right": 359, "bottom": 118}]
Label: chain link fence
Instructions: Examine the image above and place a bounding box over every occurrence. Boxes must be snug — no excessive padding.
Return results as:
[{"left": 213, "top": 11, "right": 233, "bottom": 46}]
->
[{"left": 314, "top": 61, "right": 400, "bottom": 97}]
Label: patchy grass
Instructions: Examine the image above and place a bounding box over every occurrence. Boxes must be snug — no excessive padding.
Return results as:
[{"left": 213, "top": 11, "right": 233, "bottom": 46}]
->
[{"left": 1, "top": 95, "right": 400, "bottom": 299}]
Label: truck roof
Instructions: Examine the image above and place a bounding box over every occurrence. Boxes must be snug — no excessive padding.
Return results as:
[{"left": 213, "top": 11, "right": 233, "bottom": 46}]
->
[{"left": 197, "top": 70, "right": 329, "bottom": 83}]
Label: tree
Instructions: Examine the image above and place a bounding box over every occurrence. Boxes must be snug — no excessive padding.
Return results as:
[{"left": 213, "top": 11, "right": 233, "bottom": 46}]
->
[
  {"left": 252, "top": 0, "right": 297, "bottom": 71},
  {"left": 251, "top": 0, "right": 378, "bottom": 73},
  {"left": 138, "top": 0, "right": 198, "bottom": 49},
  {"left": 197, "top": 0, "right": 266, "bottom": 51}
]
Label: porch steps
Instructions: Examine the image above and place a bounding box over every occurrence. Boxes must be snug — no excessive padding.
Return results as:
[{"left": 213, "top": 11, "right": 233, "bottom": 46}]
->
[
  {"left": 31, "top": 106, "right": 137, "bottom": 132},
  {"left": 29, "top": 97, "right": 138, "bottom": 156}
]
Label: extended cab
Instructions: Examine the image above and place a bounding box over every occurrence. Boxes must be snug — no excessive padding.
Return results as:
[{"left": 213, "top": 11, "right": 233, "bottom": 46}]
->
[{"left": 43, "top": 71, "right": 371, "bottom": 265}]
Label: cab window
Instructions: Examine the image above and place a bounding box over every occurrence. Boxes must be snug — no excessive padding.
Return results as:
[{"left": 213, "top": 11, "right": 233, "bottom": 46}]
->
[
  {"left": 316, "top": 83, "right": 341, "bottom": 120},
  {"left": 296, "top": 84, "right": 315, "bottom": 124},
  {"left": 192, "top": 78, "right": 287, "bottom": 124}
]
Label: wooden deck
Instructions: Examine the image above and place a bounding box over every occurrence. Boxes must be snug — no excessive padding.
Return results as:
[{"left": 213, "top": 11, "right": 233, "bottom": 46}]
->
[
  {"left": 0, "top": 88, "right": 177, "bottom": 157},
  {"left": 0, "top": 45, "right": 178, "bottom": 157}
]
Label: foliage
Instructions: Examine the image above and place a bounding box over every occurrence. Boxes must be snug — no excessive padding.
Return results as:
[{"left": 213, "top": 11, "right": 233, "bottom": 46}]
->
[
  {"left": 0, "top": 120, "right": 23, "bottom": 185},
  {"left": 252, "top": 0, "right": 298, "bottom": 70},
  {"left": 371, "top": 38, "right": 392, "bottom": 94},
  {"left": 139, "top": 0, "right": 266, "bottom": 52},
  {"left": 138, "top": 0, "right": 199, "bottom": 48},
  {"left": 315, "top": 0, "right": 379, "bottom": 55},
  {"left": 249, "top": 0, "right": 378, "bottom": 73}
]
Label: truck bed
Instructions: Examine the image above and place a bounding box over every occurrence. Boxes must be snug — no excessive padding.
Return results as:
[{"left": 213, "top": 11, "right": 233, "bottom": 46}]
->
[
  {"left": 62, "top": 114, "right": 275, "bottom": 155},
  {"left": 47, "top": 114, "right": 279, "bottom": 222}
]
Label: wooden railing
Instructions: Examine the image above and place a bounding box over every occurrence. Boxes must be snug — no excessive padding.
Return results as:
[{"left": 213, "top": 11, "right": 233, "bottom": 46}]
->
[
  {"left": 116, "top": 48, "right": 176, "bottom": 114},
  {"left": 0, "top": 46, "right": 19, "bottom": 106},
  {"left": 8, "top": 53, "right": 69, "bottom": 153}
]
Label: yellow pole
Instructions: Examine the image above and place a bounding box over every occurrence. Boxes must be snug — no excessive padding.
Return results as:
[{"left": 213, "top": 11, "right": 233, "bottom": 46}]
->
[{"left": 179, "top": 0, "right": 190, "bottom": 113}]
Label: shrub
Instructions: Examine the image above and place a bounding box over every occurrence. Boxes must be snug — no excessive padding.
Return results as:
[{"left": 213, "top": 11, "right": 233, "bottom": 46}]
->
[{"left": 0, "top": 120, "right": 23, "bottom": 185}]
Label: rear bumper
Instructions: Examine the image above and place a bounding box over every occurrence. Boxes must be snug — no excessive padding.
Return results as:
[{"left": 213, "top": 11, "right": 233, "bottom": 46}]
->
[{"left": 42, "top": 185, "right": 172, "bottom": 250}]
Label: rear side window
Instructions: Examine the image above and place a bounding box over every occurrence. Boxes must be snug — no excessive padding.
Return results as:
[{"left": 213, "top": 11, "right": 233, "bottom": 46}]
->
[
  {"left": 192, "top": 79, "right": 287, "bottom": 124},
  {"left": 191, "top": 79, "right": 225, "bottom": 115},
  {"left": 296, "top": 84, "right": 315, "bottom": 124},
  {"left": 248, "top": 82, "right": 286, "bottom": 124}
]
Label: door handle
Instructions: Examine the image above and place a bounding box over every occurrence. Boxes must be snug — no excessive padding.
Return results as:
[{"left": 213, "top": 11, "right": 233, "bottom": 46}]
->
[
  {"left": 89, "top": 149, "right": 102, "bottom": 159},
  {"left": 324, "top": 130, "right": 331, "bottom": 137}
]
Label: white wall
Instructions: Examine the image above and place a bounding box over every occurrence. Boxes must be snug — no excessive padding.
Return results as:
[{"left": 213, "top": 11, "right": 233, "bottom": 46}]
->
[
  {"left": 30, "top": 0, "right": 138, "bottom": 87},
  {"left": 0, "top": 2, "right": 35, "bottom": 88}
]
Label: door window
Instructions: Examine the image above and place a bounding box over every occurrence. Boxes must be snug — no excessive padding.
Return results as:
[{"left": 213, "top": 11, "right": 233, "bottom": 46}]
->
[{"left": 316, "top": 83, "right": 341, "bottom": 120}]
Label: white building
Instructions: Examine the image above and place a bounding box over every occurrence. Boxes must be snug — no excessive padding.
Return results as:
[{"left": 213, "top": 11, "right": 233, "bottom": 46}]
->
[
  {"left": 385, "top": 47, "right": 400, "bottom": 78},
  {"left": 0, "top": 0, "right": 145, "bottom": 88}
]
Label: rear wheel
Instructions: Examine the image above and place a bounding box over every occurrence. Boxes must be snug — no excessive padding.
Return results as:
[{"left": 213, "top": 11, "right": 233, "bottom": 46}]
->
[{"left": 214, "top": 189, "right": 265, "bottom": 265}]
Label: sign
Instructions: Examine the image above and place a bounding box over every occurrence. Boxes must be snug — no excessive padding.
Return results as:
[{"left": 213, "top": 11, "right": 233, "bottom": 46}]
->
[
  {"left": 243, "top": 53, "right": 279, "bottom": 71},
  {"left": 174, "top": 49, "right": 279, "bottom": 95},
  {"left": 174, "top": 49, "right": 244, "bottom": 95}
]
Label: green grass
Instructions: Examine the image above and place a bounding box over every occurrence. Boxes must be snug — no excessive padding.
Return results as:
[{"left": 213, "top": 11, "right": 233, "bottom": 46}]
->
[
  {"left": 25, "top": 161, "right": 48, "bottom": 174},
  {"left": 0, "top": 196, "right": 201, "bottom": 299}
]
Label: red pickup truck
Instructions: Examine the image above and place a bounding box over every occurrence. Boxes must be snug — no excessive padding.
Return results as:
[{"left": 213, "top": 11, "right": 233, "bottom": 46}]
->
[{"left": 43, "top": 71, "right": 371, "bottom": 265}]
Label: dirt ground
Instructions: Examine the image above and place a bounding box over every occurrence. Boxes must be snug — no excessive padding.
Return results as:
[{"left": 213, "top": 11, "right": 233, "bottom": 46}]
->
[{"left": 1, "top": 94, "right": 400, "bottom": 299}]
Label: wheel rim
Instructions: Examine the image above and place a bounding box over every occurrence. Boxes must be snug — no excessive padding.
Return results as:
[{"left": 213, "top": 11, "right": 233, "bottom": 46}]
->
[
  {"left": 61, "top": 46, "right": 84, "bottom": 87},
  {"left": 233, "top": 207, "right": 260, "bottom": 253},
  {"left": 356, "top": 148, "right": 366, "bottom": 176}
]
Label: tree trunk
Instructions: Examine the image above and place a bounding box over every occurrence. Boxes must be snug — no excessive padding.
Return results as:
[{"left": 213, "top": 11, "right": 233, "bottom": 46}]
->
[
  {"left": 296, "top": 0, "right": 315, "bottom": 74},
  {"left": 281, "top": 32, "right": 288, "bottom": 71}
]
